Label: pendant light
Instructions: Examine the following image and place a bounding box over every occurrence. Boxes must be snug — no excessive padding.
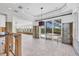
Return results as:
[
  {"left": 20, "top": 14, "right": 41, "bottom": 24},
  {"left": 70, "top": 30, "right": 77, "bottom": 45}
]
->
[
  {"left": 40, "top": 7, "right": 43, "bottom": 20},
  {"left": 39, "top": 7, "right": 44, "bottom": 26}
]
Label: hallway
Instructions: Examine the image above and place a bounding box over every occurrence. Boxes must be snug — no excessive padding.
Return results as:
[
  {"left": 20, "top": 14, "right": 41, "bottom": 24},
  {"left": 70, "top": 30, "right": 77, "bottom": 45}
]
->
[
  {"left": 22, "top": 34, "right": 77, "bottom": 56},
  {"left": 0, "top": 3, "right": 79, "bottom": 56}
]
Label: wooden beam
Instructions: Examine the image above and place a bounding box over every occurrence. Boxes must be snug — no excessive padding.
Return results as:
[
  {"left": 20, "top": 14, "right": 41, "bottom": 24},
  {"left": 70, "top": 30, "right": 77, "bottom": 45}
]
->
[
  {"left": 5, "top": 34, "right": 10, "bottom": 56},
  {"left": 15, "top": 33, "right": 21, "bottom": 56}
]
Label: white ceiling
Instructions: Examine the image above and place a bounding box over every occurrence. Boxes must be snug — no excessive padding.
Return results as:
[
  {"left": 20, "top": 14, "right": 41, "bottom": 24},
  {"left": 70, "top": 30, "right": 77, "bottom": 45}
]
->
[{"left": 0, "top": 3, "right": 67, "bottom": 21}]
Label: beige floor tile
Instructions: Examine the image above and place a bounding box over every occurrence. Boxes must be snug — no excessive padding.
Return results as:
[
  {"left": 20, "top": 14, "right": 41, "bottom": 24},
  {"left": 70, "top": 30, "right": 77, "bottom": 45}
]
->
[{"left": 22, "top": 34, "right": 77, "bottom": 56}]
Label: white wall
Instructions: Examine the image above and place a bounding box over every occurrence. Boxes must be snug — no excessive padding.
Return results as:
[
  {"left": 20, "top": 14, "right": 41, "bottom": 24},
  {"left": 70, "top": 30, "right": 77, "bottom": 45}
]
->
[
  {"left": 49, "top": 15, "right": 73, "bottom": 23},
  {"left": 12, "top": 16, "right": 32, "bottom": 33},
  {"left": 72, "top": 11, "right": 79, "bottom": 55},
  {"left": 0, "top": 14, "right": 6, "bottom": 27}
]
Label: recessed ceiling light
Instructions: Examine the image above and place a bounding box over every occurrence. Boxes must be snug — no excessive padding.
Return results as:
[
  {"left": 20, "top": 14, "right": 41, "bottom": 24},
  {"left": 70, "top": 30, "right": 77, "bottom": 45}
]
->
[
  {"left": 18, "top": 6, "right": 23, "bottom": 9},
  {"left": 14, "top": 10, "right": 18, "bottom": 13},
  {"left": 40, "top": 7, "right": 43, "bottom": 9},
  {"left": 27, "top": 8, "right": 29, "bottom": 10},
  {"left": 8, "top": 8, "right": 12, "bottom": 10}
]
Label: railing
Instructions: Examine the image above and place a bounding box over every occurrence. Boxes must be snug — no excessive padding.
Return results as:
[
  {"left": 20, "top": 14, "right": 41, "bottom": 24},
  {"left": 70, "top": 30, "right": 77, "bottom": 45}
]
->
[{"left": 5, "top": 32, "right": 22, "bottom": 56}]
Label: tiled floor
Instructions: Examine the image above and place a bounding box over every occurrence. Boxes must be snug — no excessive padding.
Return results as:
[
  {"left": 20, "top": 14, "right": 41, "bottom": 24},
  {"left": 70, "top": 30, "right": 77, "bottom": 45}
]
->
[{"left": 22, "top": 34, "right": 77, "bottom": 56}]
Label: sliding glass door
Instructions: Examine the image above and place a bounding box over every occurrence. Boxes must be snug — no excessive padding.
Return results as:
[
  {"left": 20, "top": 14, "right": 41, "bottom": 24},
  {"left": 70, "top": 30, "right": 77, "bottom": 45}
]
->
[{"left": 46, "top": 21, "right": 52, "bottom": 40}]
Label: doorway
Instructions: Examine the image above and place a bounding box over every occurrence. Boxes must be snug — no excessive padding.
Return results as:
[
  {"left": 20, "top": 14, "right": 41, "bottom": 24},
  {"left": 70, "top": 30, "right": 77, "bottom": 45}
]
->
[{"left": 62, "top": 22, "right": 73, "bottom": 45}]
